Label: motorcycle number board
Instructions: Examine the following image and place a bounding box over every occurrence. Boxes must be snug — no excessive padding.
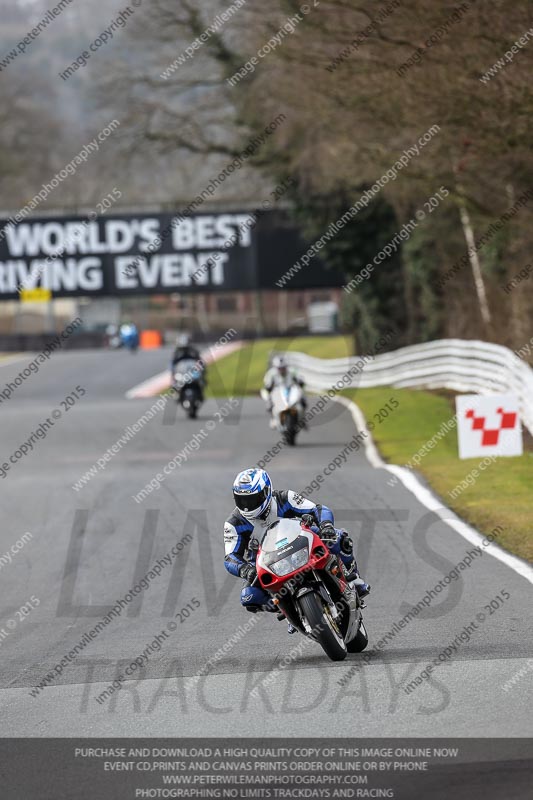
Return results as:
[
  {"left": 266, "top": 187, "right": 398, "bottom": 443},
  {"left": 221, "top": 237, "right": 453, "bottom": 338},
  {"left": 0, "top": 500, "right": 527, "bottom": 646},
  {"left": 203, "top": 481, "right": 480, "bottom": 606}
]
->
[{"left": 456, "top": 393, "right": 523, "bottom": 459}]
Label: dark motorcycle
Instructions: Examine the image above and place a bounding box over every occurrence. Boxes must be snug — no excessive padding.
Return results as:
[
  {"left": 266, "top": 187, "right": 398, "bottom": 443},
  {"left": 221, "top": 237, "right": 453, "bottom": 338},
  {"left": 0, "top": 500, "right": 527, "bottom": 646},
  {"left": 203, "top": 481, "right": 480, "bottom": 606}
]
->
[{"left": 173, "top": 358, "right": 204, "bottom": 419}]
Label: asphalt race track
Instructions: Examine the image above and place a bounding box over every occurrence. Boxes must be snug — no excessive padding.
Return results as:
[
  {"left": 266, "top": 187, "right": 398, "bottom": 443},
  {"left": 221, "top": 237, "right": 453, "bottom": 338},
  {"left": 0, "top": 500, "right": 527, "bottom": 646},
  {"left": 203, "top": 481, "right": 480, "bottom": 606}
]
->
[{"left": 0, "top": 349, "right": 532, "bottom": 737}]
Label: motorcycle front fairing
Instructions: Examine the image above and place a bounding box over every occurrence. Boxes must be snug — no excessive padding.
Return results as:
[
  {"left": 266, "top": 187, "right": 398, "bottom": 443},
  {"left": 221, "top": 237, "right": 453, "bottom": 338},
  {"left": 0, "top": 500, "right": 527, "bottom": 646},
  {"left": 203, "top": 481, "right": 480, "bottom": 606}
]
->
[
  {"left": 271, "top": 384, "right": 302, "bottom": 416},
  {"left": 256, "top": 519, "right": 327, "bottom": 590},
  {"left": 256, "top": 518, "right": 355, "bottom": 638},
  {"left": 173, "top": 358, "right": 203, "bottom": 389}
]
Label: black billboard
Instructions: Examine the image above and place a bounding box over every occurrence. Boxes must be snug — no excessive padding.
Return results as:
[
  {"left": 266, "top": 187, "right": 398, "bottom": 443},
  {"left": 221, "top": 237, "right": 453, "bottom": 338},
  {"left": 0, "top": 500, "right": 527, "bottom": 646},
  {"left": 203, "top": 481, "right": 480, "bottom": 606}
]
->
[
  {"left": 0, "top": 210, "right": 344, "bottom": 299},
  {"left": 256, "top": 225, "right": 345, "bottom": 290}
]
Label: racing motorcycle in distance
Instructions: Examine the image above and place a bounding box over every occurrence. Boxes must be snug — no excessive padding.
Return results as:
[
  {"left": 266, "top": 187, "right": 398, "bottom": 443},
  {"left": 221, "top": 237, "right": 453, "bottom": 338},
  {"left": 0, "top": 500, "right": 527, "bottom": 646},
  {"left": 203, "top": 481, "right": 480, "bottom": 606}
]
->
[
  {"left": 270, "top": 383, "right": 305, "bottom": 446},
  {"left": 255, "top": 517, "right": 368, "bottom": 661},
  {"left": 172, "top": 358, "right": 204, "bottom": 419},
  {"left": 118, "top": 323, "right": 139, "bottom": 353}
]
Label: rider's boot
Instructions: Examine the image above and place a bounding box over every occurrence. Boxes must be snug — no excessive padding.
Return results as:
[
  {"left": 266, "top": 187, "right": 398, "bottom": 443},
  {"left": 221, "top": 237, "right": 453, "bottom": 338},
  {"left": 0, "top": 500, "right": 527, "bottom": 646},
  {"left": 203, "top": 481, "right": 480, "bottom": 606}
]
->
[
  {"left": 277, "top": 610, "right": 297, "bottom": 634},
  {"left": 349, "top": 574, "right": 371, "bottom": 599},
  {"left": 342, "top": 557, "right": 370, "bottom": 598},
  {"left": 338, "top": 533, "right": 370, "bottom": 598}
]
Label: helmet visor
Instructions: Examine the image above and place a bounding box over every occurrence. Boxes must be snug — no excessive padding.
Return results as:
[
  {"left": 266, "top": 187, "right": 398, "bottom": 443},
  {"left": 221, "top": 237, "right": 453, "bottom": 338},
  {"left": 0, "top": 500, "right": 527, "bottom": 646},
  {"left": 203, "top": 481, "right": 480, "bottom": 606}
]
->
[{"left": 234, "top": 486, "right": 270, "bottom": 514}]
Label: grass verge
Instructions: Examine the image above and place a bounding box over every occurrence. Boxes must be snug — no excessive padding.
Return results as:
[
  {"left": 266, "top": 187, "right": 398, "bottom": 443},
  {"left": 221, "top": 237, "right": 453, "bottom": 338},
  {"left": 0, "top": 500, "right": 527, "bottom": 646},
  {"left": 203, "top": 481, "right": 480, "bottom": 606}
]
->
[
  {"left": 207, "top": 338, "right": 531, "bottom": 562},
  {"left": 207, "top": 336, "right": 353, "bottom": 397},
  {"left": 347, "top": 387, "right": 532, "bottom": 563}
]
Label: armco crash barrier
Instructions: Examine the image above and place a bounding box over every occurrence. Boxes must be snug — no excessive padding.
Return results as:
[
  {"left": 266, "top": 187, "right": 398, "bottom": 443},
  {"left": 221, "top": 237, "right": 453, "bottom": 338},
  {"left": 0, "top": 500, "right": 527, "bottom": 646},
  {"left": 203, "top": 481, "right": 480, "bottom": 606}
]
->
[{"left": 281, "top": 338, "right": 533, "bottom": 435}]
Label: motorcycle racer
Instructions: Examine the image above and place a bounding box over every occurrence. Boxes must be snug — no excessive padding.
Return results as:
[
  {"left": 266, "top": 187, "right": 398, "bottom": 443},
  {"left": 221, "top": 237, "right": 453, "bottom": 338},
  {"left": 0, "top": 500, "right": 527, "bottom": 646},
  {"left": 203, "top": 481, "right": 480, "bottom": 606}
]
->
[
  {"left": 171, "top": 333, "right": 203, "bottom": 369},
  {"left": 170, "top": 334, "right": 206, "bottom": 401},
  {"left": 223, "top": 468, "right": 370, "bottom": 629},
  {"left": 119, "top": 322, "right": 139, "bottom": 352},
  {"left": 260, "top": 355, "right": 307, "bottom": 422}
]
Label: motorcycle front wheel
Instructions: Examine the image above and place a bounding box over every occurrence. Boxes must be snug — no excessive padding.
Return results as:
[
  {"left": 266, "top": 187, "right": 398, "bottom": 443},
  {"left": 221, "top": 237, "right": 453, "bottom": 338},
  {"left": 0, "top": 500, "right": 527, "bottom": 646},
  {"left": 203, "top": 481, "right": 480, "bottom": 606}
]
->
[
  {"left": 281, "top": 414, "right": 298, "bottom": 446},
  {"left": 183, "top": 390, "right": 199, "bottom": 418},
  {"left": 298, "top": 592, "right": 347, "bottom": 661}
]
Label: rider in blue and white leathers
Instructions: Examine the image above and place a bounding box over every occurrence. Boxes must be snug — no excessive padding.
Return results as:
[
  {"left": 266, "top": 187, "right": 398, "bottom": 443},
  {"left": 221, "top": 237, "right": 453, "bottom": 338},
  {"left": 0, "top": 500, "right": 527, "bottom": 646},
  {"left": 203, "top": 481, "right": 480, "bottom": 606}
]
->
[{"left": 224, "top": 469, "right": 369, "bottom": 629}]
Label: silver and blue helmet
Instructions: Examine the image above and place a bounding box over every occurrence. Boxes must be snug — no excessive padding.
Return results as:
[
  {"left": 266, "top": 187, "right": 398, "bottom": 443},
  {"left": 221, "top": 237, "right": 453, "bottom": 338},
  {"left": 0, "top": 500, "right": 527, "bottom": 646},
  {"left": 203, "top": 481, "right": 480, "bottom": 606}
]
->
[{"left": 233, "top": 468, "right": 273, "bottom": 519}]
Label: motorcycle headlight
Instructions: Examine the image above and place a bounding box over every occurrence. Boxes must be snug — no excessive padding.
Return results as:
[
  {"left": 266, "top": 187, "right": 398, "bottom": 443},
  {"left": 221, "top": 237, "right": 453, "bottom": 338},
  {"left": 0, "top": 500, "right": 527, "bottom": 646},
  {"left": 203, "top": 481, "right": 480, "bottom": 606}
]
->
[{"left": 270, "top": 547, "right": 309, "bottom": 576}]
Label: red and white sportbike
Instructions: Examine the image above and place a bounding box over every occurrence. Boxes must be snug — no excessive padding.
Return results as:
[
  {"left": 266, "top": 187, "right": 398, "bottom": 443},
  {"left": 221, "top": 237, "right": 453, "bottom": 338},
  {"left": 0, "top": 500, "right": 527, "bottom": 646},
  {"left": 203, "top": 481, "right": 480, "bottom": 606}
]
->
[{"left": 256, "top": 517, "right": 368, "bottom": 661}]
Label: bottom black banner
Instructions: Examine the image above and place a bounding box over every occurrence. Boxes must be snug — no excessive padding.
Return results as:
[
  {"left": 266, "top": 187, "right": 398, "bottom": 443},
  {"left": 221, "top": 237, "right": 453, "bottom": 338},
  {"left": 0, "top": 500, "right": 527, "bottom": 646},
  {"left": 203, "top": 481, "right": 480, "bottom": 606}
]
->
[{"left": 0, "top": 738, "right": 531, "bottom": 799}]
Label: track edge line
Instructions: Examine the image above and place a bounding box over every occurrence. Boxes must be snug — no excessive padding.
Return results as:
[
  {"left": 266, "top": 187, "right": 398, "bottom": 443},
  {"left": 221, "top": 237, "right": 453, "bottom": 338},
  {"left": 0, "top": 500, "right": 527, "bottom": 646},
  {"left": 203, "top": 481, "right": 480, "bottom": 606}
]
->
[{"left": 333, "top": 394, "right": 533, "bottom": 585}]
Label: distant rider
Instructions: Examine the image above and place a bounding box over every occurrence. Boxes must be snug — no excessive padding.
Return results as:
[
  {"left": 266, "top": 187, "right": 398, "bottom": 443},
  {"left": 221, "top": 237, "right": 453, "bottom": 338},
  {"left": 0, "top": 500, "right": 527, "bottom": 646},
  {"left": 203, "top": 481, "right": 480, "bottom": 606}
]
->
[
  {"left": 261, "top": 355, "right": 307, "bottom": 426},
  {"left": 119, "top": 322, "right": 139, "bottom": 351},
  {"left": 223, "top": 468, "right": 370, "bottom": 633},
  {"left": 171, "top": 334, "right": 206, "bottom": 401}
]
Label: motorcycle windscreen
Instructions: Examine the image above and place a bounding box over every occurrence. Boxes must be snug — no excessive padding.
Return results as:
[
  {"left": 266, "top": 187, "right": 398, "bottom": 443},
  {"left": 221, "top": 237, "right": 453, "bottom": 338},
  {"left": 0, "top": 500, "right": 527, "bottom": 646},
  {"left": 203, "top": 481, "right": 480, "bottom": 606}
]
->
[
  {"left": 271, "top": 384, "right": 302, "bottom": 412},
  {"left": 286, "top": 385, "right": 302, "bottom": 406},
  {"left": 257, "top": 518, "right": 313, "bottom": 570}
]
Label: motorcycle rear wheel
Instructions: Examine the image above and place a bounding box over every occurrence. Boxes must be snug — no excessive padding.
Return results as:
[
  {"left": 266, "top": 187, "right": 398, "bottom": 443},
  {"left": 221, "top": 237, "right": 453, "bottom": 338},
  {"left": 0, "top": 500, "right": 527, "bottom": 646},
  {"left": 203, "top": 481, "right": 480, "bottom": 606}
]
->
[
  {"left": 346, "top": 619, "right": 368, "bottom": 653},
  {"left": 298, "top": 592, "right": 347, "bottom": 661},
  {"left": 282, "top": 429, "right": 296, "bottom": 446}
]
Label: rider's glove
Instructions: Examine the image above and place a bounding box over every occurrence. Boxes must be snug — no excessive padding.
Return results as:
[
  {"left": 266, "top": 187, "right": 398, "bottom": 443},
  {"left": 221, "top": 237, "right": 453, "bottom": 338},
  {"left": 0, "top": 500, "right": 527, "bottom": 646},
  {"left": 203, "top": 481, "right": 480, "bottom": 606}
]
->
[
  {"left": 319, "top": 521, "right": 337, "bottom": 543},
  {"left": 301, "top": 513, "right": 316, "bottom": 529},
  {"left": 239, "top": 563, "right": 257, "bottom": 584}
]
